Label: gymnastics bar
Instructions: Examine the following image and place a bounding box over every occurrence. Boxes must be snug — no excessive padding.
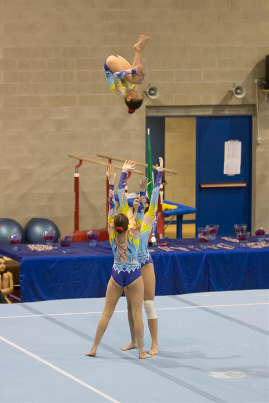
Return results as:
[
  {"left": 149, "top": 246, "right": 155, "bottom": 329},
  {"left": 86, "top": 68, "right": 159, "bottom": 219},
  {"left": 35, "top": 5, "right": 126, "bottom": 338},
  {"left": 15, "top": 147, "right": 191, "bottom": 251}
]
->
[
  {"left": 68, "top": 154, "right": 144, "bottom": 174},
  {"left": 96, "top": 154, "right": 178, "bottom": 174}
]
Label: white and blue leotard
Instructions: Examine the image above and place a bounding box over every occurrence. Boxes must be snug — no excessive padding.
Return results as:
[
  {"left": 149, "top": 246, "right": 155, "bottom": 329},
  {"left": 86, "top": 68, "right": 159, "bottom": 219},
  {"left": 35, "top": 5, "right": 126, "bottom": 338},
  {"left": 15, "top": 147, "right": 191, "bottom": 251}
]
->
[{"left": 107, "top": 174, "right": 145, "bottom": 287}]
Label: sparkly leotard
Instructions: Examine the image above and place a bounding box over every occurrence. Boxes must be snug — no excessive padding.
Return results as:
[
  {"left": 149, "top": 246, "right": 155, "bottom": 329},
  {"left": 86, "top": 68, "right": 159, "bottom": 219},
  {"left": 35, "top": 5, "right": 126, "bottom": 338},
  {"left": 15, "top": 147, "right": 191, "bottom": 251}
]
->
[
  {"left": 108, "top": 174, "right": 145, "bottom": 287},
  {"left": 118, "top": 170, "right": 163, "bottom": 268},
  {"left": 104, "top": 56, "right": 137, "bottom": 97}
]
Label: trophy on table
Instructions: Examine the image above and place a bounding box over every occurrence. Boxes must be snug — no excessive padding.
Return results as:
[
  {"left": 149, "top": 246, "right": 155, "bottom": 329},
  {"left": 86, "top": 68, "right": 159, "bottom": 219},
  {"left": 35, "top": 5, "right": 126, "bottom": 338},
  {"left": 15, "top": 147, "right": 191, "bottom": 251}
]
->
[{"left": 148, "top": 217, "right": 158, "bottom": 247}]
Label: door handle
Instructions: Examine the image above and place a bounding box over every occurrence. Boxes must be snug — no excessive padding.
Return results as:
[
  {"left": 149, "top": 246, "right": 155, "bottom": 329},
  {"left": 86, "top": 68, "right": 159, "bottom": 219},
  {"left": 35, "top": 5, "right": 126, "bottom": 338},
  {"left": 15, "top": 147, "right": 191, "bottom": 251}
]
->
[{"left": 200, "top": 182, "right": 246, "bottom": 189}]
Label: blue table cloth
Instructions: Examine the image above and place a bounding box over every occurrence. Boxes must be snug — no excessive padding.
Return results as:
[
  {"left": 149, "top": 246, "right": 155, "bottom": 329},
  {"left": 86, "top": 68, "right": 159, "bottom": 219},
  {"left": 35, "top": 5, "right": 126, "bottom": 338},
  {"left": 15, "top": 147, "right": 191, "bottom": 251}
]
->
[{"left": 0, "top": 237, "right": 268, "bottom": 302}]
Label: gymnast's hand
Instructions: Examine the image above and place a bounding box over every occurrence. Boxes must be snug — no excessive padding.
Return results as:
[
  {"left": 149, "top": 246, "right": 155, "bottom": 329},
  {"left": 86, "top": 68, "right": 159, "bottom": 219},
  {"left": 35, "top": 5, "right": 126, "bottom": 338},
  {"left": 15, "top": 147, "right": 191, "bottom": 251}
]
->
[
  {"left": 106, "top": 165, "right": 116, "bottom": 184},
  {"left": 122, "top": 160, "right": 136, "bottom": 173},
  {"left": 139, "top": 177, "right": 150, "bottom": 192},
  {"left": 156, "top": 157, "right": 163, "bottom": 172},
  {"left": 133, "top": 64, "right": 146, "bottom": 78}
]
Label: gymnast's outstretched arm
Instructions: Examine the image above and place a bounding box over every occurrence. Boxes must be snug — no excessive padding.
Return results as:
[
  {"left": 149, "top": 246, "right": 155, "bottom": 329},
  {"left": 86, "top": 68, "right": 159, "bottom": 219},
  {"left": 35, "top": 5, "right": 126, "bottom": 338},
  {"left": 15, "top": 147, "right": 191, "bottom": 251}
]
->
[
  {"left": 118, "top": 160, "right": 136, "bottom": 216},
  {"left": 147, "top": 157, "right": 163, "bottom": 219},
  {"left": 106, "top": 166, "right": 116, "bottom": 237},
  {"left": 140, "top": 157, "right": 163, "bottom": 234},
  {"left": 131, "top": 177, "right": 148, "bottom": 240},
  {"left": 113, "top": 65, "right": 146, "bottom": 85}
]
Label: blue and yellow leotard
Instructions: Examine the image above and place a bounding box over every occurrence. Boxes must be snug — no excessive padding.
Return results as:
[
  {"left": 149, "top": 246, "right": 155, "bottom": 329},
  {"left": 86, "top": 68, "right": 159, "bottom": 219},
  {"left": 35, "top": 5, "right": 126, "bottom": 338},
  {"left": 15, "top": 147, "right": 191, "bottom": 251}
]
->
[
  {"left": 118, "top": 170, "right": 163, "bottom": 268},
  {"left": 104, "top": 56, "right": 137, "bottom": 97},
  {"left": 138, "top": 170, "right": 162, "bottom": 266},
  {"left": 107, "top": 174, "right": 145, "bottom": 287}
]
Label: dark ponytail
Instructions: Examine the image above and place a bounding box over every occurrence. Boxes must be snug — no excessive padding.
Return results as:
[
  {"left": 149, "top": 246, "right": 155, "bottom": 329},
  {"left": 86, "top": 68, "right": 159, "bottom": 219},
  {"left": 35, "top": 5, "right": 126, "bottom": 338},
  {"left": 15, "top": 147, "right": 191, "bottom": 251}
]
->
[
  {"left": 114, "top": 213, "right": 129, "bottom": 233},
  {"left": 124, "top": 97, "right": 143, "bottom": 112}
]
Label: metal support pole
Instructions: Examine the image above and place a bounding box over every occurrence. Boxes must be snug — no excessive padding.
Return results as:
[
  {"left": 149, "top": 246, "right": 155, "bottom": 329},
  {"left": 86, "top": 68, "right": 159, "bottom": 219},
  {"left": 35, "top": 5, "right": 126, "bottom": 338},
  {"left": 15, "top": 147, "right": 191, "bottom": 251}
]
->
[{"left": 74, "top": 160, "right": 82, "bottom": 231}]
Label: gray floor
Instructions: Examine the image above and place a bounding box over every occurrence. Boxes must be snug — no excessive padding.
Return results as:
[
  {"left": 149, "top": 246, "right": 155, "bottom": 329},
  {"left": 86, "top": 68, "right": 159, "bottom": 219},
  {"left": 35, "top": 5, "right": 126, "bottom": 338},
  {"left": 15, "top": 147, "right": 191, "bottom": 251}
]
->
[{"left": 1, "top": 289, "right": 268, "bottom": 403}]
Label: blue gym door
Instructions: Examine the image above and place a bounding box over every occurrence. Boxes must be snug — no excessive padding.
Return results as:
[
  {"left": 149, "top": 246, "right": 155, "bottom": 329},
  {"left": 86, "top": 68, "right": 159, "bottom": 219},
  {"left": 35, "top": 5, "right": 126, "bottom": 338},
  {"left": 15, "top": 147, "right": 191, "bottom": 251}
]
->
[{"left": 196, "top": 116, "right": 252, "bottom": 236}]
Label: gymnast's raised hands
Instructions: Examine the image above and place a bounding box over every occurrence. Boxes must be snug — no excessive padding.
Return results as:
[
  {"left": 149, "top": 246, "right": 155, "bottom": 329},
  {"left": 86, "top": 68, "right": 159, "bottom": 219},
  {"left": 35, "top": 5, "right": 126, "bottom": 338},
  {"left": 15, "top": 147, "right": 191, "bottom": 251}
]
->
[
  {"left": 139, "top": 177, "right": 150, "bottom": 192},
  {"left": 155, "top": 157, "right": 163, "bottom": 172},
  {"left": 106, "top": 165, "right": 116, "bottom": 184},
  {"left": 122, "top": 160, "right": 136, "bottom": 173}
]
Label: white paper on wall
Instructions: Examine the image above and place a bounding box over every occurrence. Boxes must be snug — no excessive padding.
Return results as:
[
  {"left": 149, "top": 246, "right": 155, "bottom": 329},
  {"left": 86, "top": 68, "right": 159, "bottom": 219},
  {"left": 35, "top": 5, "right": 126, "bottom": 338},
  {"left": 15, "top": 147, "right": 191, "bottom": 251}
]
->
[{"left": 224, "top": 140, "right": 242, "bottom": 176}]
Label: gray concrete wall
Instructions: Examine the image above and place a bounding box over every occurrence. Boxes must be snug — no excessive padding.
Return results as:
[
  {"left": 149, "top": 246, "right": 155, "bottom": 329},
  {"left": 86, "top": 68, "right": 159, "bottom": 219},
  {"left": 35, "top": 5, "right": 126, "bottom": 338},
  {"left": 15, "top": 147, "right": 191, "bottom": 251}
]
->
[{"left": 0, "top": 0, "right": 268, "bottom": 235}]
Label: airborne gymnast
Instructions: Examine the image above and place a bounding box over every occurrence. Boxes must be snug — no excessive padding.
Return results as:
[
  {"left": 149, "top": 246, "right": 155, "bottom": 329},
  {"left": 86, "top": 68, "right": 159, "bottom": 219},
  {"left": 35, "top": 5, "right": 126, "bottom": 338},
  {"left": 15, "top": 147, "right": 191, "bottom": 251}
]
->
[{"left": 103, "top": 34, "right": 151, "bottom": 113}]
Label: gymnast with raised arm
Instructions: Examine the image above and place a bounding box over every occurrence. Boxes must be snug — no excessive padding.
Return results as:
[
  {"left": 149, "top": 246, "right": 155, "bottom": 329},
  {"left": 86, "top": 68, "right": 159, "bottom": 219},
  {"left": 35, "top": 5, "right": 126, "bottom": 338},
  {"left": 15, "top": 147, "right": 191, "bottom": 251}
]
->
[
  {"left": 118, "top": 158, "right": 163, "bottom": 355},
  {"left": 104, "top": 34, "right": 151, "bottom": 113},
  {"left": 86, "top": 163, "right": 151, "bottom": 359}
]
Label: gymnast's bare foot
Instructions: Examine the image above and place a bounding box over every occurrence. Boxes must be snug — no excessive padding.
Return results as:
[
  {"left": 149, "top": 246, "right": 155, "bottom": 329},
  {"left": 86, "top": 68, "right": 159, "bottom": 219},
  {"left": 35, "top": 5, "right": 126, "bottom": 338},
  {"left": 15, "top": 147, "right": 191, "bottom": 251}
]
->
[
  {"left": 134, "top": 35, "right": 151, "bottom": 51},
  {"left": 139, "top": 351, "right": 152, "bottom": 359},
  {"left": 85, "top": 347, "right": 97, "bottom": 356},
  {"left": 149, "top": 344, "right": 159, "bottom": 355},
  {"left": 121, "top": 341, "right": 138, "bottom": 351}
]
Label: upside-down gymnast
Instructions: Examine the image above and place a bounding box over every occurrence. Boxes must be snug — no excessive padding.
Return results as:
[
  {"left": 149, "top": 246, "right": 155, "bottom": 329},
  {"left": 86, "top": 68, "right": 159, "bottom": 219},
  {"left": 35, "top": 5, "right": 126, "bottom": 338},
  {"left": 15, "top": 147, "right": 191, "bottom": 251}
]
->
[
  {"left": 86, "top": 163, "right": 151, "bottom": 359},
  {"left": 118, "top": 158, "right": 163, "bottom": 355},
  {"left": 103, "top": 34, "right": 151, "bottom": 114}
]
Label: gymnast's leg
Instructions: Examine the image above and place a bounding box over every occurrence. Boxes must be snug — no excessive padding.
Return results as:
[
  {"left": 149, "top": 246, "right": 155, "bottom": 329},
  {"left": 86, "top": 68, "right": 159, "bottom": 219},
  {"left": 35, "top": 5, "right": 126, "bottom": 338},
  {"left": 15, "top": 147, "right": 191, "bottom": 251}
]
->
[
  {"left": 132, "top": 34, "right": 151, "bottom": 68},
  {"left": 141, "top": 263, "right": 158, "bottom": 355},
  {"left": 86, "top": 277, "right": 123, "bottom": 357},
  {"left": 109, "top": 34, "right": 150, "bottom": 73},
  {"left": 120, "top": 295, "right": 138, "bottom": 351},
  {"left": 124, "top": 276, "right": 151, "bottom": 359},
  {"left": 106, "top": 33, "right": 150, "bottom": 84},
  {"left": 121, "top": 263, "right": 158, "bottom": 355}
]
